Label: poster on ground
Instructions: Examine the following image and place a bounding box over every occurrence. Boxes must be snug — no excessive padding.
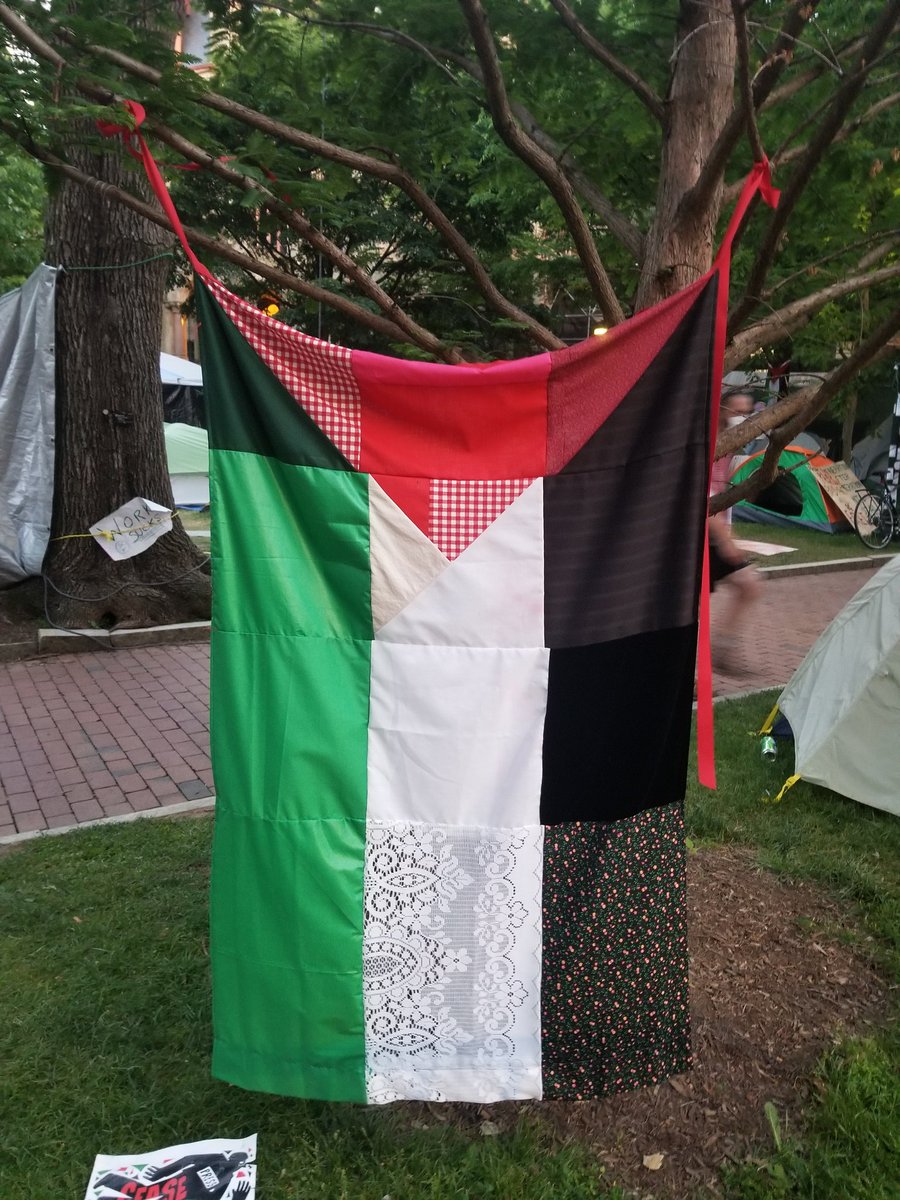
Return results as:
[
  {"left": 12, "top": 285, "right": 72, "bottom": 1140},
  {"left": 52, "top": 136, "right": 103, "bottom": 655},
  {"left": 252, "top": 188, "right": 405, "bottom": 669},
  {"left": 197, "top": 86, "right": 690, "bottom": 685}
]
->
[{"left": 83, "top": 1136, "right": 256, "bottom": 1200}]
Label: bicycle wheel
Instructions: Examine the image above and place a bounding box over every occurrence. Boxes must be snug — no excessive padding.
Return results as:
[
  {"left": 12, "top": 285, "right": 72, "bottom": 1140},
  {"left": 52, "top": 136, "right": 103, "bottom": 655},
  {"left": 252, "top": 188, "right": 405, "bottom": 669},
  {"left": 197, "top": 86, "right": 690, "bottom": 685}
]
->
[{"left": 854, "top": 491, "right": 894, "bottom": 549}]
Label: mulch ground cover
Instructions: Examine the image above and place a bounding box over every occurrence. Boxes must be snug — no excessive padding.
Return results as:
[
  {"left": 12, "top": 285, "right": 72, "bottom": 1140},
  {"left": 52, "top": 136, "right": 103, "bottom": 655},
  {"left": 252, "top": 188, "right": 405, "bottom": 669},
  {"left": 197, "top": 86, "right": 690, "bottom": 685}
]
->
[{"left": 400, "top": 844, "right": 889, "bottom": 1198}]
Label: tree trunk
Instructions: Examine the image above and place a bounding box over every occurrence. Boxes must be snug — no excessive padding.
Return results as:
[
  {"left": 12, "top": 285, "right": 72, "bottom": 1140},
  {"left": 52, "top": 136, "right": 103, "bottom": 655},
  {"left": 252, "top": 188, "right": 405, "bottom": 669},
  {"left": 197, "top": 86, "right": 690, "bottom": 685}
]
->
[
  {"left": 43, "top": 122, "right": 210, "bottom": 628},
  {"left": 842, "top": 391, "right": 858, "bottom": 465},
  {"left": 635, "top": 0, "right": 736, "bottom": 310}
]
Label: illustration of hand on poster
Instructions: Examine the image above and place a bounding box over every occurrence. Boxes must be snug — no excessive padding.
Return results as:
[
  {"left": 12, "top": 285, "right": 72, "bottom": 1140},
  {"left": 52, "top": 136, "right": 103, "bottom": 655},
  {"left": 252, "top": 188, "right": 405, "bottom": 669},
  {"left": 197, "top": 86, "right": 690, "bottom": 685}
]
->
[{"left": 83, "top": 1136, "right": 256, "bottom": 1200}]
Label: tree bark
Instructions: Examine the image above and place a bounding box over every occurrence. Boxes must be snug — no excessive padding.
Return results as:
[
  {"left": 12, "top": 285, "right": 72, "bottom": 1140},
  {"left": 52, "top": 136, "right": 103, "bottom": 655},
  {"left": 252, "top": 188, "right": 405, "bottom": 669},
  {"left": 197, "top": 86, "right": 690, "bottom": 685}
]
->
[
  {"left": 635, "top": 0, "right": 737, "bottom": 310},
  {"left": 842, "top": 391, "right": 858, "bottom": 465},
  {"left": 43, "top": 122, "right": 210, "bottom": 628}
]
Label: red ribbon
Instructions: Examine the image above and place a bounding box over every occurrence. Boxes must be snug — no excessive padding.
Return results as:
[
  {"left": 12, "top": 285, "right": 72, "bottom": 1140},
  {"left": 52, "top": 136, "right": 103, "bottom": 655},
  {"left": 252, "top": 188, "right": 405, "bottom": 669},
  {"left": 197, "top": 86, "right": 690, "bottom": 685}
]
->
[
  {"left": 97, "top": 99, "right": 211, "bottom": 280},
  {"left": 694, "top": 158, "right": 780, "bottom": 790}
]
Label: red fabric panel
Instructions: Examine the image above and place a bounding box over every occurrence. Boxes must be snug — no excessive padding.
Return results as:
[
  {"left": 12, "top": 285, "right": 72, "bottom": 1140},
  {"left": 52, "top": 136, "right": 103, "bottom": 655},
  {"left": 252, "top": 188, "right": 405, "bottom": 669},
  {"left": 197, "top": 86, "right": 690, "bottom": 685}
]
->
[
  {"left": 353, "top": 350, "right": 550, "bottom": 479},
  {"left": 428, "top": 477, "right": 534, "bottom": 559},
  {"left": 373, "top": 474, "right": 432, "bottom": 537},
  {"left": 546, "top": 278, "right": 707, "bottom": 474}
]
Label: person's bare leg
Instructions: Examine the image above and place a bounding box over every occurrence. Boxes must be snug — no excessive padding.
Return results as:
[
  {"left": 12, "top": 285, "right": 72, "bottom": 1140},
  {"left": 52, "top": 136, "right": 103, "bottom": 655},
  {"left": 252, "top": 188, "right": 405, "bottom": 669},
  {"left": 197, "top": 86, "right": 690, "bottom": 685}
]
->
[{"left": 714, "top": 567, "right": 760, "bottom": 671}]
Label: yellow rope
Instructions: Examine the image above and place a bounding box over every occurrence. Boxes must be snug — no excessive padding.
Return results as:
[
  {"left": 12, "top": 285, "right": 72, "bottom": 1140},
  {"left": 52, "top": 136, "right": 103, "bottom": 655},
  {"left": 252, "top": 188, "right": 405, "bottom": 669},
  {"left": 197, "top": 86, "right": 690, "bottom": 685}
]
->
[
  {"left": 759, "top": 702, "right": 780, "bottom": 735},
  {"left": 51, "top": 518, "right": 172, "bottom": 543},
  {"left": 763, "top": 774, "right": 800, "bottom": 805}
]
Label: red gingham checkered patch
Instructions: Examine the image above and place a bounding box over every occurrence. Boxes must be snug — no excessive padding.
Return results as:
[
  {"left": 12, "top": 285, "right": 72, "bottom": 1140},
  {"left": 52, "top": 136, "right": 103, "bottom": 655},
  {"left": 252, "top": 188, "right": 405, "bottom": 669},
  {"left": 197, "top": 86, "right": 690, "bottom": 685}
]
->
[
  {"left": 209, "top": 279, "right": 361, "bottom": 467},
  {"left": 429, "top": 479, "right": 534, "bottom": 560}
]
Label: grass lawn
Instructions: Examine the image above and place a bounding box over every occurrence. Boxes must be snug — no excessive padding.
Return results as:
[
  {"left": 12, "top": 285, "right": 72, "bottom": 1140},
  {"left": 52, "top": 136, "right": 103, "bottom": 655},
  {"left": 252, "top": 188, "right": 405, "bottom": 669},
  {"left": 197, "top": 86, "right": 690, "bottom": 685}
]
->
[
  {"left": 175, "top": 507, "right": 212, "bottom": 550},
  {"left": 1, "top": 693, "right": 897, "bottom": 1199},
  {"left": 734, "top": 519, "right": 899, "bottom": 566},
  {"left": 689, "top": 691, "right": 900, "bottom": 1199}
]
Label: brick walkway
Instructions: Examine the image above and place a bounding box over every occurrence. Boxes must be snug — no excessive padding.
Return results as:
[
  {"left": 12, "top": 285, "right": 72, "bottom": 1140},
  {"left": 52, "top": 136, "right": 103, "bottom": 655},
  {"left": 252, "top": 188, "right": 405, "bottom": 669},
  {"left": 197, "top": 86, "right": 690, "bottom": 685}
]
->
[{"left": 0, "top": 563, "right": 882, "bottom": 838}]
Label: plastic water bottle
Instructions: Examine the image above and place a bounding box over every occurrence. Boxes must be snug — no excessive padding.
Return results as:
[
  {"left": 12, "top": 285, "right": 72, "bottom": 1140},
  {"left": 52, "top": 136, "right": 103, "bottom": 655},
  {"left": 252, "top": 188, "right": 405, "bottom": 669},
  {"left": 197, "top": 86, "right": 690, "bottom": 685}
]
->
[{"left": 760, "top": 735, "right": 777, "bottom": 762}]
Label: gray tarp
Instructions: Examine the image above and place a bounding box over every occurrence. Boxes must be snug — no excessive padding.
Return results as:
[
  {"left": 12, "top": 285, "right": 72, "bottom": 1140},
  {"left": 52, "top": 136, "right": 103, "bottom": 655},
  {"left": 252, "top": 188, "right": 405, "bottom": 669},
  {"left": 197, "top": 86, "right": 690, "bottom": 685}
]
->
[{"left": 0, "top": 264, "right": 57, "bottom": 585}]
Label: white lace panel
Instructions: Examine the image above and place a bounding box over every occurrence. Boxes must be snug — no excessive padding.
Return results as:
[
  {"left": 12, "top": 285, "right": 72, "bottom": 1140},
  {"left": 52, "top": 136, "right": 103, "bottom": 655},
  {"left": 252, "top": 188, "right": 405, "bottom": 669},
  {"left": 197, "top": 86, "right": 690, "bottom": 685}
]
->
[{"left": 363, "top": 821, "right": 543, "bottom": 1103}]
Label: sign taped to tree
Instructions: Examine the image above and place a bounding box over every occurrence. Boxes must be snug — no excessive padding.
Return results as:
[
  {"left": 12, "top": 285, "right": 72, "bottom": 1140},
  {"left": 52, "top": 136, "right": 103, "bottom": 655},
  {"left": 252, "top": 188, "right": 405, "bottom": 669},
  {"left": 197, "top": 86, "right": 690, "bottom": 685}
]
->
[
  {"left": 808, "top": 462, "right": 864, "bottom": 527},
  {"left": 90, "top": 498, "right": 172, "bottom": 560},
  {"left": 83, "top": 1135, "right": 256, "bottom": 1199}
]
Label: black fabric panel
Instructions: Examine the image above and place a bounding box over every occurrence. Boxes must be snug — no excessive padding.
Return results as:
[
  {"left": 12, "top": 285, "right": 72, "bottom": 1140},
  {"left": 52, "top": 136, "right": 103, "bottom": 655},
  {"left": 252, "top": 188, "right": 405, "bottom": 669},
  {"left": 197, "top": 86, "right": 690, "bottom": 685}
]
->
[
  {"left": 540, "top": 807, "right": 691, "bottom": 1099},
  {"left": 544, "top": 278, "right": 717, "bottom": 649},
  {"left": 539, "top": 624, "right": 697, "bottom": 824}
]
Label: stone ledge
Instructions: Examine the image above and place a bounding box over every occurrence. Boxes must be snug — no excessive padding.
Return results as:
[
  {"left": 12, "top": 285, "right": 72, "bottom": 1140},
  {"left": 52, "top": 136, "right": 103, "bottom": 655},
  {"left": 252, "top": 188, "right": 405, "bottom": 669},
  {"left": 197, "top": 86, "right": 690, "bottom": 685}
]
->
[
  {"left": 0, "top": 640, "right": 38, "bottom": 663},
  {"left": 761, "top": 554, "right": 894, "bottom": 579},
  {"left": 37, "top": 621, "right": 210, "bottom": 656}
]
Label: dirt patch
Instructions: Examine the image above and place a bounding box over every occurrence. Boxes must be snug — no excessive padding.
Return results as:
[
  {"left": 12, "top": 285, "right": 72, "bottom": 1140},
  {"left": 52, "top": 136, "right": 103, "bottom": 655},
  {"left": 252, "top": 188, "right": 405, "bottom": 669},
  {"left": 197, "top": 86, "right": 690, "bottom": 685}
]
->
[
  {"left": 404, "top": 845, "right": 889, "bottom": 1198},
  {"left": 553, "top": 845, "right": 889, "bottom": 1195},
  {"left": 0, "top": 577, "right": 43, "bottom": 646}
]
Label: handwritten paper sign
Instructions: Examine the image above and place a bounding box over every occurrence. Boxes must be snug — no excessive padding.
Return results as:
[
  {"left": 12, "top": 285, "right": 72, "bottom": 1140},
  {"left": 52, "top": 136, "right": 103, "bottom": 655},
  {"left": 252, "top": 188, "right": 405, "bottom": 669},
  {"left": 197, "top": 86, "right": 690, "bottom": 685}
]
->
[
  {"left": 84, "top": 1135, "right": 257, "bottom": 1200},
  {"left": 809, "top": 462, "right": 865, "bottom": 528},
  {"left": 90, "top": 498, "right": 172, "bottom": 561}
]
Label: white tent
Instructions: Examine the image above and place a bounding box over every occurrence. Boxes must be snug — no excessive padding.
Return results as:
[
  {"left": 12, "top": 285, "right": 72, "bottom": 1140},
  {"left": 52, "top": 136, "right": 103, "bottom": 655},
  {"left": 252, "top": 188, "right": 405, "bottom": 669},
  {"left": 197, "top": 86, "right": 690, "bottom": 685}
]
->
[
  {"left": 160, "top": 352, "right": 203, "bottom": 387},
  {"left": 164, "top": 421, "right": 209, "bottom": 507},
  {"left": 778, "top": 556, "right": 900, "bottom": 816}
]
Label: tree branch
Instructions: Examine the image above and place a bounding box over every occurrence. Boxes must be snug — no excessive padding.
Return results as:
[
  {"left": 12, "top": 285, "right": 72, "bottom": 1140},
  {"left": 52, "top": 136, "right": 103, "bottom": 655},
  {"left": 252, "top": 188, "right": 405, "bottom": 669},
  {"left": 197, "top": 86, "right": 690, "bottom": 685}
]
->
[
  {"left": 679, "top": 0, "right": 815, "bottom": 226},
  {"left": 764, "top": 230, "right": 900, "bottom": 293},
  {"left": 726, "top": 261, "right": 900, "bottom": 369},
  {"left": 139, "top": 118, "right": 453, "bottom": 358},
  {"left": 545, "top": 0, "right": 665, "bottom": 122},
  {"left": 0, "top": 5, "right": 459, "bottom": 354},
  {"left": 0, "top": 0, "right": 65, "bottom": 67},
  {"left": 732, "top": 0, "right": 764, "bottom": 162},
  {"left": 5, "top": 6, "right": 567, "bottom": 351},
  {"left": 457, "top": 0, "right": 625, "bottom": 324},
  {"left": 768, "top": 88, "right": 900, "bottom": 174},
  {"left": 709, "top": 418, "right": 798, "bottom": 513},
  {"left": 295, "top": 11, "right": 646, "bottom": 258},
  {"left": 761, "top": 35, "right": 868, "bottom": 110},
  {"left": 720, "top": 83, "right": 900, "bottom": 202},
  {"left": 0, "top": 122, "right": 429, "bottom": 351},
  {"left": 714, "top": 298, "right": 900, "bottom": 467},
  {"left": 729, "top": 0, "right": 900, "bottom": 333},
  {"left": 290, "top": 11, "right": 644, "bottom": 256}
]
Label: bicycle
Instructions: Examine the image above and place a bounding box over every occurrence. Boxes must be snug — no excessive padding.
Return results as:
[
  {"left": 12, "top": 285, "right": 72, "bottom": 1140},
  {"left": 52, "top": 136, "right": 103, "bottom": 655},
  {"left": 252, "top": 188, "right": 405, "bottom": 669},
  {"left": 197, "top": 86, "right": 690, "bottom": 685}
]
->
[{"left": 854, "top": 482, "right": 897, "bottom": 549}]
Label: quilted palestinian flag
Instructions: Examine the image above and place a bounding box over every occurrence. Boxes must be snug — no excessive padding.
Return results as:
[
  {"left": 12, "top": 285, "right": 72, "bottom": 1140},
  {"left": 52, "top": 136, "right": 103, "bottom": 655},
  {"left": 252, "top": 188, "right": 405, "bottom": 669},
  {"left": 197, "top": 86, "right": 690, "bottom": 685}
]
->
[{"left": 199, "top": 270, "right": 717, "bottom": 1105}]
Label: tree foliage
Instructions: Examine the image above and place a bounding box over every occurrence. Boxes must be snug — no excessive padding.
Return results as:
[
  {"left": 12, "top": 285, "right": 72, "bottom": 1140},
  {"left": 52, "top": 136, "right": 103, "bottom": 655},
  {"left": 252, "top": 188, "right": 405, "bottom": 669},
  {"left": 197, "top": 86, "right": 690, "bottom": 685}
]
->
[
  {"left": 1, "top": 0, "right": 899, "bottom": 493},
  {"left": 0, "top": 140, "right": 44, "bottom": 291}
]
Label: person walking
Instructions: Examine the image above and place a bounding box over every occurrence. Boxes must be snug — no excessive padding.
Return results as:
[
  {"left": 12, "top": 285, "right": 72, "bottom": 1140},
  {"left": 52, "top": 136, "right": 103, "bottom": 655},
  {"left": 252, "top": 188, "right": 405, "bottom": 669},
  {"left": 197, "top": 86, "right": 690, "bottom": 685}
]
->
[{"left": 708, "top": 392, "right": 761, "bottom": 672}]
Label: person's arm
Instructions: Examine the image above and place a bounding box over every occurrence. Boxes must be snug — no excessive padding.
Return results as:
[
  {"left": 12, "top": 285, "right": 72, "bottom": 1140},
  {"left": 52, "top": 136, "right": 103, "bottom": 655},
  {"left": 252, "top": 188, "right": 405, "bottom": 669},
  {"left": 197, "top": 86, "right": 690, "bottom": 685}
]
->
[{"left": 708, "top": 511, "right": 746, "bottom": 565}]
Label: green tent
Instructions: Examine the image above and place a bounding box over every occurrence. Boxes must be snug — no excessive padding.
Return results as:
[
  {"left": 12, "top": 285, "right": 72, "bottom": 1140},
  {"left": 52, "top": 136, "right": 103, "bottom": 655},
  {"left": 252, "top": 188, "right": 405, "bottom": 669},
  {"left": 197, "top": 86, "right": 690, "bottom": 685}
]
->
[
  {"left": 731, "top": 444, "right": 847, "bottom": 533},
  {"left": 164, "top": 421, "right": 209, "bottom": 507}
]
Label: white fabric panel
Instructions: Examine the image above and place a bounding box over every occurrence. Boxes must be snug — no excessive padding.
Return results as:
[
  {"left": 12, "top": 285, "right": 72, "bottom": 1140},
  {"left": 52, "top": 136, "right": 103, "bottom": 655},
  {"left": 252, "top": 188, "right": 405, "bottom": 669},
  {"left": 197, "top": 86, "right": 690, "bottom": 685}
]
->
[
  {"left": 368, "top": 642, "right": 548, "bottom": 827},
  {"left": 779, "top": 556, "right": 900, "bottom": 816},
  {"left": 363, "top": 820, "right": 543, "bottom": 1103},
  {"left": 369, "top": 476, "right": 449, "bottom": 631},
  {"left": 377, "top": 478, "right": 544, "bottom": 647}
]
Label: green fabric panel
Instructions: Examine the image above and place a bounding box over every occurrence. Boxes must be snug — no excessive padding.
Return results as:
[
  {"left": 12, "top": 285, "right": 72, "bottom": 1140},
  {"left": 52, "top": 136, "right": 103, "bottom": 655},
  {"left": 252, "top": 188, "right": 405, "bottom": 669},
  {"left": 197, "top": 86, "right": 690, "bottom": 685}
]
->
[
  {"left": 210, "top": 809, "right": 366, "bottom": 1102},
  {"left": 210, "top": 629, "right": 371, "bottom": 823},
  {"left": 196, "top": 280, "right": 351, "bottom": 469},
  {"left": 210, "top": 450, "right": 371, "bottom": 640}
]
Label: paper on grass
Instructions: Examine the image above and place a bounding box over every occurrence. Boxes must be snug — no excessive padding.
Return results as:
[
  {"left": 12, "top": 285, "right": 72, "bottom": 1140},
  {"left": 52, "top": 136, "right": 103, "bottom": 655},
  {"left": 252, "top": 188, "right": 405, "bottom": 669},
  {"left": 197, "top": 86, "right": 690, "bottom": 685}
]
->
[
  {"left": 83, "top": 1135, "right": 256, "bottom": 1199},
  {"left": 734, "top": 539, "right": 797, "bottom": 557},
  {"left": 90, "top": 498, "right": 172, "bottom": 561}
]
